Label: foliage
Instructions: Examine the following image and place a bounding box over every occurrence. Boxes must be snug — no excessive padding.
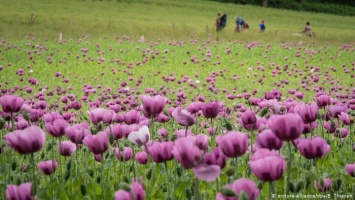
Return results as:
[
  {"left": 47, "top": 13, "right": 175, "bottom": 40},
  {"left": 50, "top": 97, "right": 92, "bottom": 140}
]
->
[{"left": 211, "top": 0, "right": 355, "bottom": 16}]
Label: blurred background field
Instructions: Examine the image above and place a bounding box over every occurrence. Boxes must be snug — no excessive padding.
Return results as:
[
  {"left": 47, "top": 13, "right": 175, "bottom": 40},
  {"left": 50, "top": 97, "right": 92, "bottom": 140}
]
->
[{"left": 0, "top": 0, "right": 355, "bottom": 43}]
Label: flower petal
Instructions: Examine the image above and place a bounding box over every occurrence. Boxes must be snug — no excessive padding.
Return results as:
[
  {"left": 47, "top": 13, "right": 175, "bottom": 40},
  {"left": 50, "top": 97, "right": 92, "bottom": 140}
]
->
[{"left": 193, "top": 164, "right": 220, "bottom": 182}]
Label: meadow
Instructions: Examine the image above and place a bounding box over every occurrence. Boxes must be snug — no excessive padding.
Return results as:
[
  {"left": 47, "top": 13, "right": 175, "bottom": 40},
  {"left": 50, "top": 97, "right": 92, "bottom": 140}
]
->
[{"left": 0, "top": 0, "right": 355, "bottom": 200}]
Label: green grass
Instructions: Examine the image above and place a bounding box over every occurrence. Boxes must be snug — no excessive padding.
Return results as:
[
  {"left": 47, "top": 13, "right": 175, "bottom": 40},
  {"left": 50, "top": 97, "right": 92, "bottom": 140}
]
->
[{"left": 0, "top": 0, "right": 355, "bottom": 43}]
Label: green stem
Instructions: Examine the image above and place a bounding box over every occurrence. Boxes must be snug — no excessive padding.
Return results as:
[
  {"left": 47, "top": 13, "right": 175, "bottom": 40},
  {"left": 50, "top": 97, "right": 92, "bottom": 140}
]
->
[
  {"left": 59, "top": 137, "right": 62, "bottom": 178},
  {"left": 51, "top": 137, "right": 55, "bottom": 200},
  {"left": 164, "top": 162, "right": 170, "bottom": 199},
  {"left": 75, "top": 144, "right": 78, "bottom": 178},
  {"left": 150, "top": 116, "right": 155, "bottom": 140},
  {"left": 185, "top": 126, "right": 188, "bottom": 137},
  {"left": 309, "top": 122, "right": 314, "bottom": 137},
  {"left": 249, "top": 130, "right": 254, "bottom": 155},
  {"left": 269, "top": 182, "right": 274, "bottom": 200},
  {"left": 30, "top": 153, "right": 37, "bottom": 196},
  {"left": 173, "top": 161, "right": 177, "bottom": 200},
  {"left": 132, "top": 151, "right": 137, "bottom": 180},
  {"left": 285, "top": 142, "right": 292, "bottom": 195},
  {"left": 195, "top": 115, "right": 198, "bottom": 135},
  {"left": 10, "top": 113, "right": 15, "bottom": 132},
  {"left": 244, "top": 155, "right": 249, "bottom": 178},
  {"left": 209, "top": 118, "right": 214, "bottom": 148},
  {"left": 234, "top": 157, "right": 238, "bottom": 180},
  {"left": 314, "top": 159, "right": 319, "bottom": 184},
  {"left": 100, "top": 153, "right": 104, "bottom": 199},
  {"left": 193, "top": 177, "right": 201, "bottom": 200},
  {"left": 216, "top": 177, "right": 220, "bottom": 195},
  {"left": 70, "top": 156, "right": 74, "bottom": 197}
]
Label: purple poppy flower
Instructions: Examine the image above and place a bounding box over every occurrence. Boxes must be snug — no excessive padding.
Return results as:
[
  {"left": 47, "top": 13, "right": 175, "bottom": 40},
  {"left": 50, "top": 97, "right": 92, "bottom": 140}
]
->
[
  {"left": 140, "top": 94, "right": 167, "bottom": 118},
  {"left": 316, "top": 95, "right": 331, "bottom": 108},
  {"left": 174, "top": 129, "right": 195, "bottom": 138},
  {"left": 172, "top": 137, "right": 201, "bottom": 169},
  {"left": 45, "top": 119, "right": 69, "bottom": 138},
  {"left": 114, "top": 147, "right": 133, "bottom": 161},
  {"left": 255, "top": 129, "right": 283, "bottom": 150},
  {"left": 172, "top": 107, "right": 195, "bottom": 127},
  {"left": 339, "top": 112, "right": 351, "bottom": 125},
  {"left": 249, "top": 149, "right": 286, "bottom": 182},
  {"left": 4, "top": 126, "right": 45, "bottom": 154},
  {"left": 124, "top": 110, "right": 141, "bottom": 125},
  {"left": 217, "top": 131, "right": 248, "bottom": 158},
  {"left": 216, "top": 178, "right": 260, "bottom": 200},
  {"left": 203, "top": 147, "right": 227, "bottom": 169},
  {"left": 193, "top": 164, "right": 220, "bottom": 182},
  {"left": 267, "top": 113, "right": 304, "bottom": 141},
  {"left": 130, "top": 181, "right": 145, "bottom": 200},
  {"left": 201, "top": 102, "right": 219, "bottom": 119},
  {"left": 87, "top": 108, "right": 114, "bottom": 125},
  {"left": 65, "top": 123, "right": 90, "bottom": 144},
  {"left": 114, "top": 190, "right": 132, "bottom": 200},
  {"left": 154, "top": 113, "right": 170, "bottom": 123},
  {"left": 302, "top": 121, "right": 318, "bottom": 134},
  {"left": 157, "top": 128, "right": 168, "bottom": 138},
  {"left": 109, "top": 104, "right": 121, "bottom": 113},
  {"left": 206, "top": 126, "right": 217, "bottom": 136},
  {"left": 334, "top": 128, "right": 348, "bottom": 138},
  {"left": 58, "top": 141, "right": 76, "bottom": 156},
  {"left": 15, "top": 119, "right": 29, "bottom": 130},
  {"left": 296, "top": 136, "right": 330, "bottom": 159},
  {"left": 34, "top": 100, "right": 47, "bottom": 110},
  {"left": 241, "top": 109, "right": 257, "bottom": 127},
  {"left": 186, "top": 102, "right": 203, "bottom": 114},
  {"left": 314, "top": 178, "right": 332, "bottom": 192},
  {"left": 148, "top": 141, "right": 174, "bottom": 163},
  {"left": 195, "top": 134, "right": 208, "bottom": 151},
  {"left": 106, "top": 124, "right": 124, "bottom": 140},
  {"left": 294, "top": 103, "right": 318, "bottom": 123},
  {"left": 29, "top": 109, "right": 44, "bottom": 123},
  {"left": 83, "top": 131, "right": 109, "bottom": 155},
  {"left": 135, "top": 151, "right": 148, "bottom": 165},
  {"left": 43, "top": 112, "right": 63, "bottom": 123},
  {"left": 323, "top": 120, "right": 338, "bottom": 133},
  {"left": 328, "top": 105, "right": 347, "bottom": 118},
  {"left": 37, "top": 159, "right": 58, "bottom": 175},
  {"left": 345, "top": 163, "right": 355, "bottom": 177},
  {"left": 6, "top": 182, "right": 32, "bottom": 200},
  {"left": 94, "top": 154, "right": 102, "bottom": 162},
  {"left": 0, "top": 95, "right": 24, "bottom": 113},
  {"left": 87, "top": 108, "right": 105, "bottom": 125}
]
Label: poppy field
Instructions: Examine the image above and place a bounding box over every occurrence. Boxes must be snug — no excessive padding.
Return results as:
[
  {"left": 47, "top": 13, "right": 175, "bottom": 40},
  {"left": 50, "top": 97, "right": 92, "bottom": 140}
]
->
[{"left": 0, "top": 33, "right": 354, "bottom": 200}]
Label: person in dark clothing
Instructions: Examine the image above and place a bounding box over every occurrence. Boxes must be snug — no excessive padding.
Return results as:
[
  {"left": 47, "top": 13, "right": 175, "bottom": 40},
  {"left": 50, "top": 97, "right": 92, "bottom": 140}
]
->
[{"left": 213, "top": 13, "right": 222, "bottom": 31}]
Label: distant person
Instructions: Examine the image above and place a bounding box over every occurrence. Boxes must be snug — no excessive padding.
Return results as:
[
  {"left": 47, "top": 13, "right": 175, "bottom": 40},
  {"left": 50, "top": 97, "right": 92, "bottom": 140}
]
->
[
  {"left": 235, "top": 17, "right": 246, "bottom": 32},
  {"left": 213, "top": 13, "right": 222, "bottom": 31},
  {"left": 258, "top": 20, "right": 265, "bottom": 32},
  {"left": 301, "top": 21, "right": 312, "bottom": 36},
  {"left": 213, "top": 13, "right": 227, "bottom": 32}
]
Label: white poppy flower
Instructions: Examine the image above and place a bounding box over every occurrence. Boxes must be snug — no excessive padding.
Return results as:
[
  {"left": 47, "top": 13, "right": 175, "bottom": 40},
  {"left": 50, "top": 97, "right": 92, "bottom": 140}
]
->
[{"left": 128, "top": 125, "right": 150, "bottom": 146}]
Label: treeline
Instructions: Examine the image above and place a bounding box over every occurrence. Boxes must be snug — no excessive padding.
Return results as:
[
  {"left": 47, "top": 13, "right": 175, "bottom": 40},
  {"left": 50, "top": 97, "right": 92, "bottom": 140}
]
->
[{"left": 212, "top": 0, "right": 355, "bottom": 16}]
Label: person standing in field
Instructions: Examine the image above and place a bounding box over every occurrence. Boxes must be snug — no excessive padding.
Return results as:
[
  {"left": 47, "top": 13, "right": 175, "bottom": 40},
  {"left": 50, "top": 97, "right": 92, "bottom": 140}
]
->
[
  {"left": 258, "top": 19, "right": 265, "bottom": 32},
  {"left": 213, "top": 13, "right": 222, "bottom": 32},
  {"left": 235, "top": 17, "right": 245, "bottom": 32},
  {"left": 301, "top": 21, "right": 312, "bottom": 36}
]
